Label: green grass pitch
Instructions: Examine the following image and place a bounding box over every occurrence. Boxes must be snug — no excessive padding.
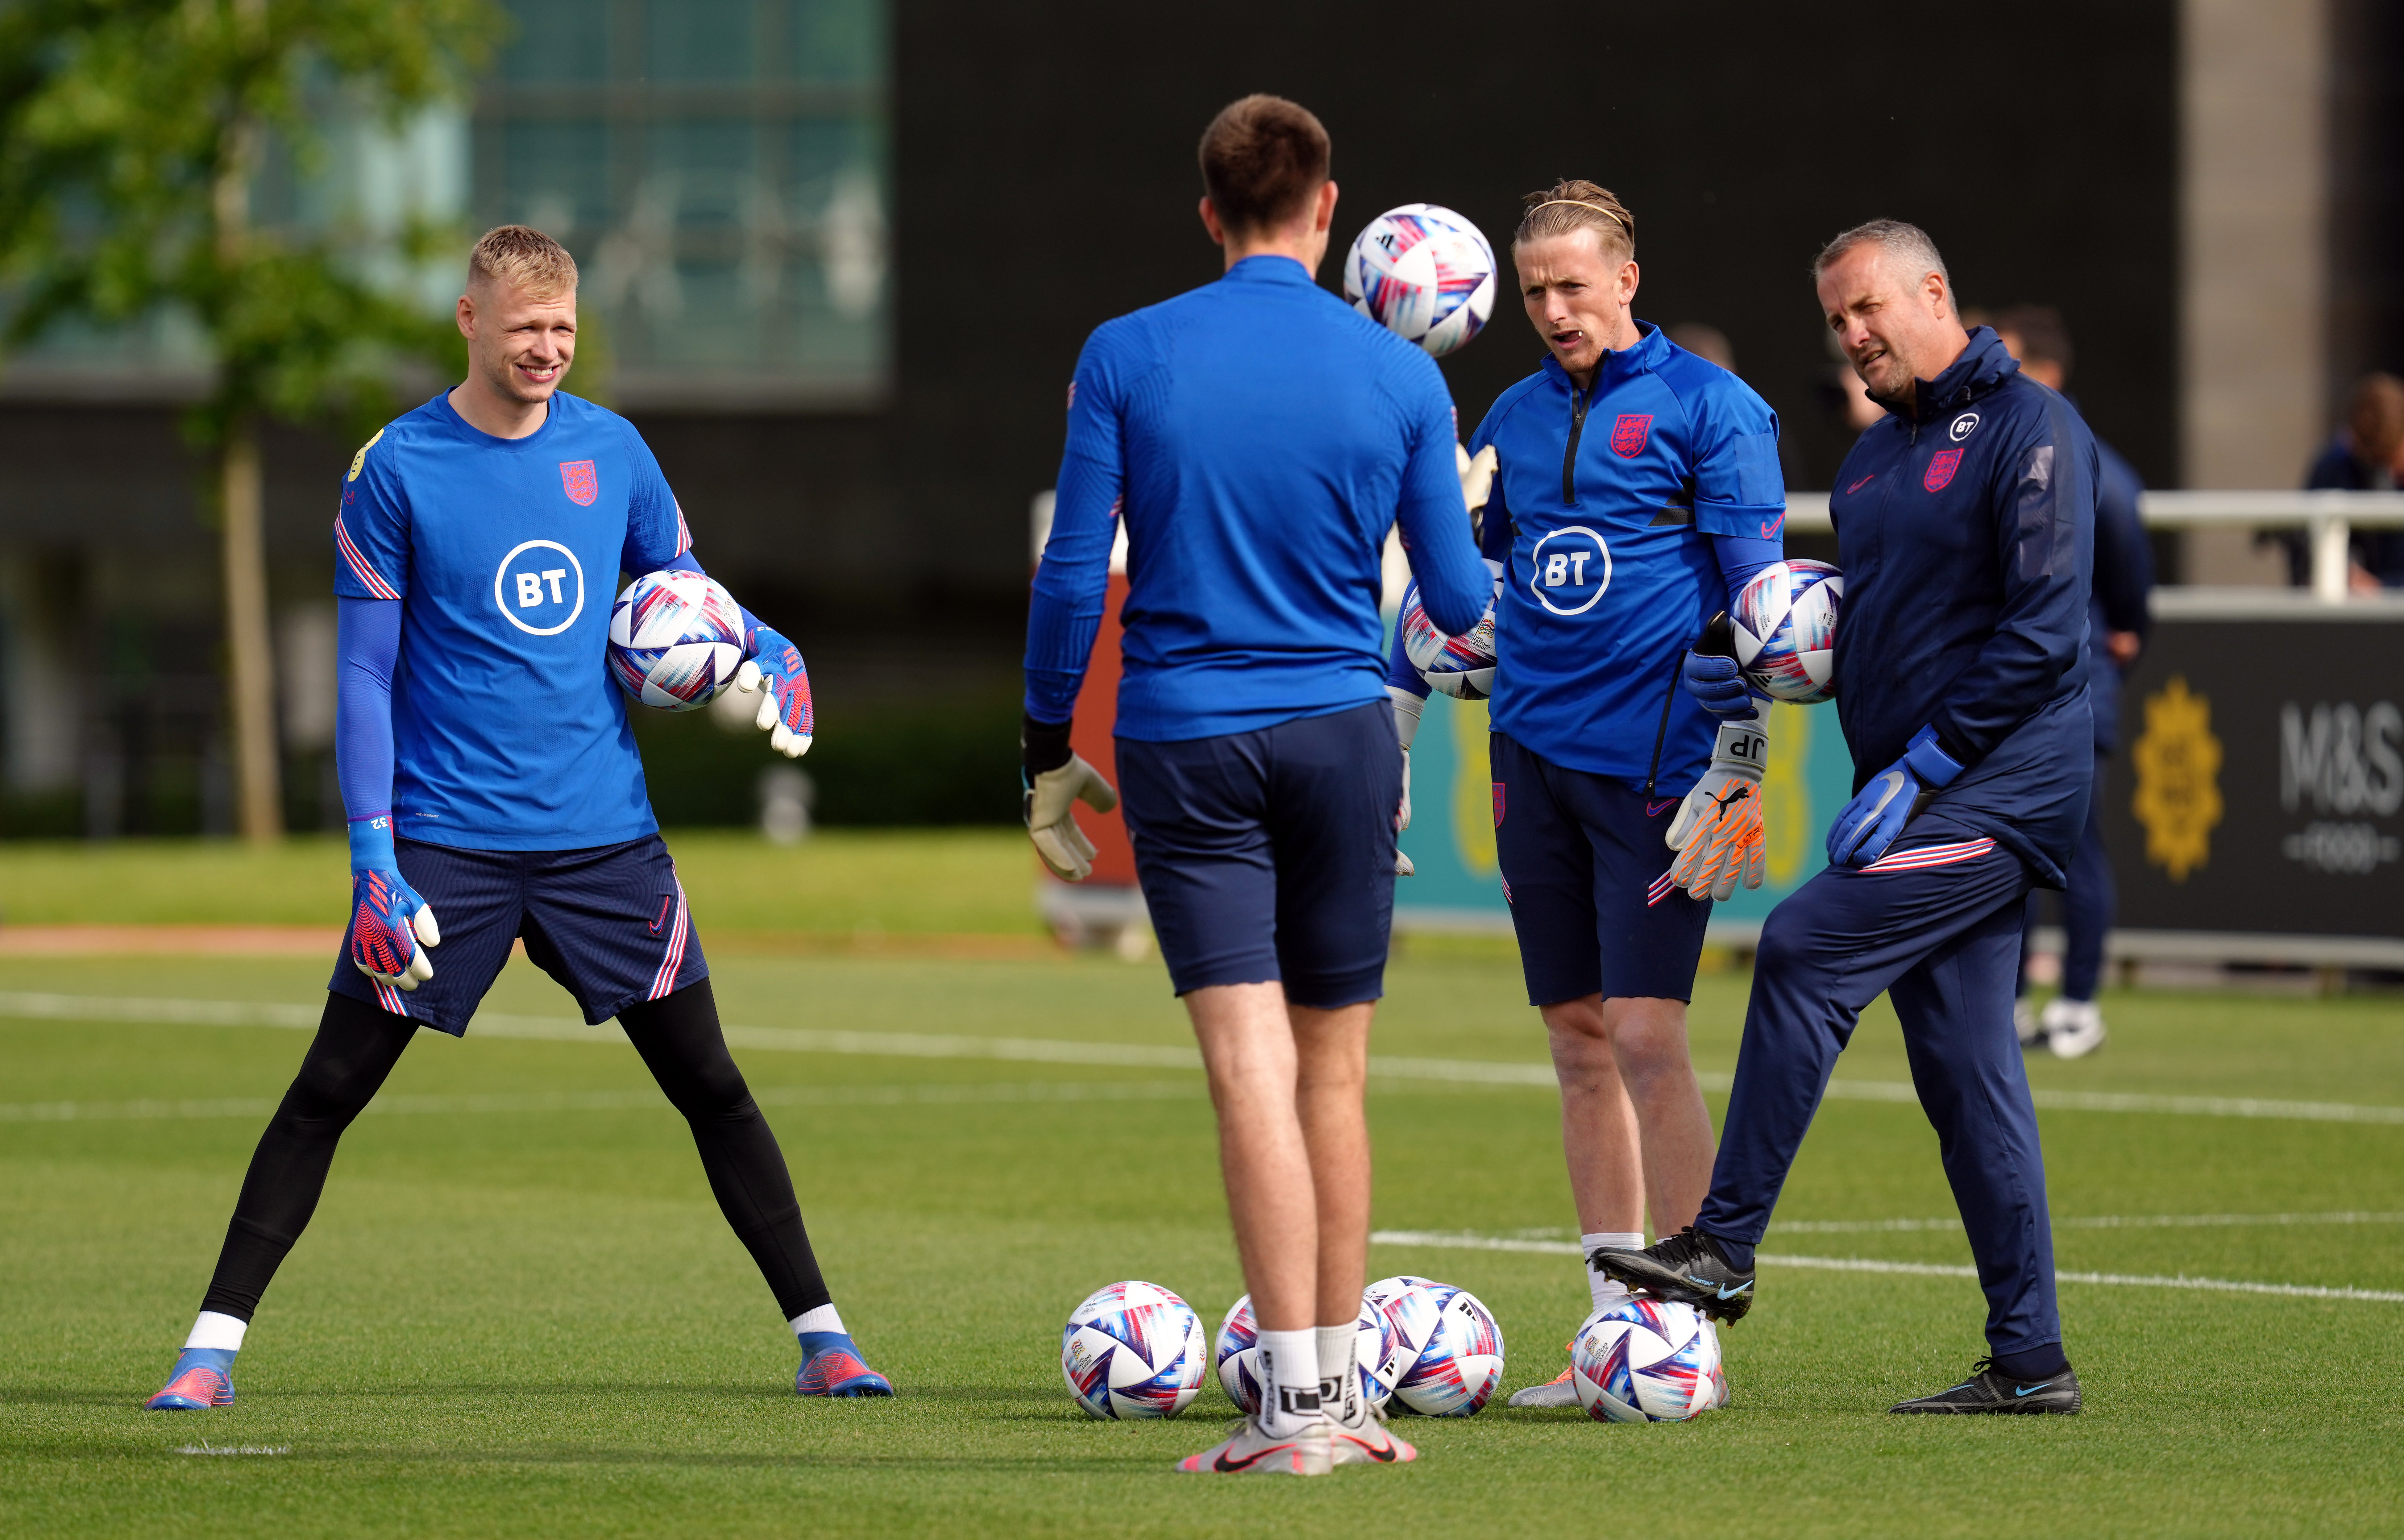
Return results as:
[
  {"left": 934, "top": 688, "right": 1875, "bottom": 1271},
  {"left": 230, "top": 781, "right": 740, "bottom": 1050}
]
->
[{"left": 3, "top": 838, "right": 2402, "bottom": 1536}]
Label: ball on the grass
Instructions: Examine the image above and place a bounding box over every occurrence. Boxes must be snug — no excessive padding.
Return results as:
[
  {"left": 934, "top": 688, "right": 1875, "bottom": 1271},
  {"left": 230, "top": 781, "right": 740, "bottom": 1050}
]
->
[
  {"left": 1367, "top": 1275, "right": 1505, "bottom": 1416},
  {"left": 1214, "top": 1294, "right": 1396, "bottom": 1415},
  {"left": 1568, "top": 1297, "right": 1722, "bottom": 1422},
  {"left": 1061, "top": 1281, "right": 1207, "bottom": 1420},
  {"left": 1343, "top": 204, "right": 1497, "bottom": 358},
  {"left": 1399, "top": 559, "right": 1505, "bottom": 700},
  {"left": 1731, "top": 558, "right": 1842, "bottom": 704},
  {"left": 607, "top": 569, "right": 746, "bottom": 711}
]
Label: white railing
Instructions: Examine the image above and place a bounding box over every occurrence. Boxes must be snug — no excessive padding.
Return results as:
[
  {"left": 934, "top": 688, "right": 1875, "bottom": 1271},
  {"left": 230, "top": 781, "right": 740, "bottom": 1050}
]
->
[{"left": 1784, "top": 489, "right": 2404, "bottom": 604}]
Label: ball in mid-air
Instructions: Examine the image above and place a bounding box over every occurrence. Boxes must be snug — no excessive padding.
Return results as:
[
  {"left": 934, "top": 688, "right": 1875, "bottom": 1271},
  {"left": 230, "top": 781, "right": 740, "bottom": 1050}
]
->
[
  {"left": 1061, "top": 1281, "right": 1208, "bottom": 1420},
  {"left": 1214, "top": 1294, "right": 1396, "bottom": 1415},
  {"left": 608, "top": 569, "right": 746, "bottom": 711},
  {"left": 1399, "top": 558, "right": 1505, "bottom": 699},
  {"left": 1367, "top": 1275, "right": 1505, "bottom": 1416},
  {"left": 1568, "top": 1297, "right": 1723, "bottom": 1423},
  {"left": 1344, "top": 204, "right": 1497, "bottom": 358},
  {"left": 1732, "top": 558, "right": 1842, "bottom": 703}
]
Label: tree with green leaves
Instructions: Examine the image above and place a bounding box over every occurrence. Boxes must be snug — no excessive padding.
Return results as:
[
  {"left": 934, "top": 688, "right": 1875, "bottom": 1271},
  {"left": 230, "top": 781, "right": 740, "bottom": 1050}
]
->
[{"left": 0, "top": 0, "right": 502, "bottom": 841}]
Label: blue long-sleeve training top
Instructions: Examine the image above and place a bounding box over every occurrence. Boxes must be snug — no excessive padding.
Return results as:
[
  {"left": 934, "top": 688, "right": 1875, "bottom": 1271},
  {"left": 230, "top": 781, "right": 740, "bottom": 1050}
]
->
[
  {"left": 1828, "top": 326, "right": 2098, "bottom": 882},
  {"left": 1387, "top": 324, "right": 1786, "bottom": 795},
  {"left": 1023, "top": 255, "right": 1491, "bottom": 741}
]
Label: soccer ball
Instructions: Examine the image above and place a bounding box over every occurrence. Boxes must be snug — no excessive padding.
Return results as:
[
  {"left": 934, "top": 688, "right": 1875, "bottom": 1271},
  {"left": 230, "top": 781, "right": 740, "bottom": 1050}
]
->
[
  {"left": 1062, "top": 1281, "right": 1208, "bottom": 1419},
  {"left": 608, "top": 569, "right": 747, "bottom": 711},
  {"left": 1568, "top": 1297, "right": 1724, "bottom": 1423},
  {"left": 1214, "top": 1294, "right": 1396, "bottom": 1415},
  {"left": 1399, "top": 559, "right": 1505, "bottom": 699},
  {"left": 1366, "top": 1275, "right": 1505, "bottom": 1417},
  {"left": 1731, "top": 558, "right": 1843, "bottom": 704},
  {"left": 1343, "top": 204, "right": 1497, "bottom": 358}
]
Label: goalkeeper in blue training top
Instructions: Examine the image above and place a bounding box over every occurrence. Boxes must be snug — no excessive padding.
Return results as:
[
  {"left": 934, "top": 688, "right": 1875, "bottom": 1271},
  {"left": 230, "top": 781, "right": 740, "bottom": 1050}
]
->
[
  {"left": 1386, "top": 181, "right": 1786, "bottom": 1408},
  {"left": 145, "top": 226, "right": 889, "bottom": 1413}
]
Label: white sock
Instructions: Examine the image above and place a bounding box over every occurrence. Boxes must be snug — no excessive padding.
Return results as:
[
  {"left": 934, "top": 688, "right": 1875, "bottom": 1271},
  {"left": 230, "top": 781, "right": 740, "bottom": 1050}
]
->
[
  {"left": 1314, "top": 1322, "right": 1362, "bottom": 1425},
  {"left": 184, "top": 1311, "right": 247, "bottom": 1352},
  {"left": 1254, "top": 1327, "right": 1321, "bottom": 1435},
  {"left": 1583, "top": 1232, "right": 1644, "bottom": 1314},
  {"left": 789, "top": 1304, "right": 845, "bottom": 1338}
]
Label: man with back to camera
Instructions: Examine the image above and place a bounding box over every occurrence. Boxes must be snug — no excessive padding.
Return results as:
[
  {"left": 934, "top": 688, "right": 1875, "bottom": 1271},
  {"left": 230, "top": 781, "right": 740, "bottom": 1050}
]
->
[
  {"left": 1384, "top": 181, "right": 1787, "bottom": 1407},
  {"left": 1597, "top": 221, "right": 2098, "bottom": 1414},
  {"left": 1021, "top": 95, "right": 1491, "bottom": 1474},
  {"left": 1991, "top": 305, "right": 2153, "bottom": 1060},
  {"left": 144, "top": 226, "right": 892, "bottom": 1413}
]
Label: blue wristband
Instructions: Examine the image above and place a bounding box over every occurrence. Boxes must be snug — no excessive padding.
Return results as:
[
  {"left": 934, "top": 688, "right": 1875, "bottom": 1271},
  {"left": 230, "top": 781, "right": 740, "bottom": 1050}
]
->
[
  {"left": 347, "top": 813, "right": 397, "bottom": 873},
  {"left": 1902, "top": 725, "right": 1964, "bottom": 788}
]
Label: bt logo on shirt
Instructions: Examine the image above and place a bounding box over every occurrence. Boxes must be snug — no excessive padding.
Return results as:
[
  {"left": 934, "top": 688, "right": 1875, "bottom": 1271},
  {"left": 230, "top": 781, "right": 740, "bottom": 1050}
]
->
[
  {"left": 1528, "top": 526, "right": 1612, "bottom": 616},
  {"left": 493, "top": 539, "right": 586, "bottom": 637}
]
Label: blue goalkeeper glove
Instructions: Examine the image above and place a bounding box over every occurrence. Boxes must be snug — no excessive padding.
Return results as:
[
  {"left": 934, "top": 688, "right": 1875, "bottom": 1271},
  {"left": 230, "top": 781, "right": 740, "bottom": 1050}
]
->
[
  {"left": 1826, "top": 725, "right": 1962, "bottom": 868},
  {"left": 1681, "top": 612, "right": 1757, "bottom": 719},
  {"left": 347, "top": 813, "right": 438, "bottom": 990},
  {"left": 735, "top": 625, "right": 814, "bottom": 758}
]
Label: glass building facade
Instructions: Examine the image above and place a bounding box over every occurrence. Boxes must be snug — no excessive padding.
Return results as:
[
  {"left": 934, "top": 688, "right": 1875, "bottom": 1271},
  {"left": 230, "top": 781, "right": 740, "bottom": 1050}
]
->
[{"left": 475, "top": 0, "right": 890, "bottom": 407}]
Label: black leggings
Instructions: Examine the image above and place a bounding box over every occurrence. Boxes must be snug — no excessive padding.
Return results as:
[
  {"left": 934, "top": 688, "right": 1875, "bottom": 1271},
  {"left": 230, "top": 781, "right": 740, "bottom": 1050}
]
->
[{"left": 199, "top": 978, "right": 832, "bottom": 1324}]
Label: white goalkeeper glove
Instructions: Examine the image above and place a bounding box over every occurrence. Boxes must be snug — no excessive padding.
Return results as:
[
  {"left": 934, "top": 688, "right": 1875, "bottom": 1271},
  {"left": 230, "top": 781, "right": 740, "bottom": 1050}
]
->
[
  {"left": 1390, "top": 686, "right": 1423, "bottom": 877},
  {"left": 1457, "top": 442, "right": 1499, "bottom": 540},
  {"left": 1022, "top": 715, "right": 1119, "bottom": 882},
  {"left": 1664, "top": 713, "right": 1770, "bottom": 901}
]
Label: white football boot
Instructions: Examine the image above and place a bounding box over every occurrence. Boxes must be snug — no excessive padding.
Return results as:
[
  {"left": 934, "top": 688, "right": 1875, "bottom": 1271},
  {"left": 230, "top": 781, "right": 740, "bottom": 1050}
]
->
[
  {"left": 1506, "top": 1343, "right": 1582, "bottom": 1409},
  {"left": 1176, "top": 1415, "right": 1331, "bottom": 1476},
  {"left": 1328, "top": 1405, "right": 1417, "bottom": 1466},
  {"left": 2041, "top": 998, "right": 2107, "bottom": 1060}
]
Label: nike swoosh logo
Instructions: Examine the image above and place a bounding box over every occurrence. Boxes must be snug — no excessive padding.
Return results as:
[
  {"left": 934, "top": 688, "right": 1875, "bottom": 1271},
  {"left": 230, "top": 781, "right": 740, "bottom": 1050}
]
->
[
  {"left": 1214, "top": 1441, "right": 1305, "bottom": 1472},
  {"left": 2013, "top": 1381, "right": 2055, "bottom": 1397},
  {"left": 1760, "top": 514, "right": 1783, "bottom": 538},
  {"left": 1687, "top": 1276, "right": 1752, "bottom": 1300},
  {"left": 1846, "top": 474, "right": 1876, "bottom": 493},
  {"left": 1339, "top": 1434, "right": 1398, "bottom": 1463},
  {"left": 1647, "top": 799, "right": 1678, "bottom": 817}
]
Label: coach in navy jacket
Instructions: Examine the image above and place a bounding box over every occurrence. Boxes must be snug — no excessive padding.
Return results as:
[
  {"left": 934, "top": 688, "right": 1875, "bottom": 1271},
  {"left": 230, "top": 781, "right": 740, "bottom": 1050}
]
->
[
  {"left": 1596, "top": 221, "right": 2098, "bottom": 1415},
  {"left": 1828, "top": 323, "right": 2099, "bottom": 885}
]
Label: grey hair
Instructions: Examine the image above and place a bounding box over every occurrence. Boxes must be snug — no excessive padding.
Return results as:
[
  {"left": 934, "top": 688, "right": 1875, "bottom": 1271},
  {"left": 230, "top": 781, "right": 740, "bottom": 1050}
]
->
[{"left": 1813, "top": 219, "right": 1950, "bottom": 293}]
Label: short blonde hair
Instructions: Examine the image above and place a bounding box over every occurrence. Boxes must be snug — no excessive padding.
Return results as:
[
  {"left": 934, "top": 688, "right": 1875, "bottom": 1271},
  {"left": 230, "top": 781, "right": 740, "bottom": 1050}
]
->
[
  {"left": 467, "top": 225, "right": 578, "bottom": 297},
  {"left": 1513, "top": 179, "right": 1634, "bottom": 262}
]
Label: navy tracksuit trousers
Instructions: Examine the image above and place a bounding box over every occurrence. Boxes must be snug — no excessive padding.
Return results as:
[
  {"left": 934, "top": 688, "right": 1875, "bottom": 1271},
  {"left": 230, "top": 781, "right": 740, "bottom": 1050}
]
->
[
  {"left": 1695, "top": 813, "right": 2062, "bottom": 1356},
  {"left": 2020, "top": 748, "right": 2115, "bottom": 1001}
]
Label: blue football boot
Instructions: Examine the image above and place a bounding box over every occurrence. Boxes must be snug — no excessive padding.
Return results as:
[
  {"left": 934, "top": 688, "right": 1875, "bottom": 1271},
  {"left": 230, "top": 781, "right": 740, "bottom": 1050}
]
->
[
  {"left": 146, "top": 1348, "right": 237, "bottom": 1410},
  {"left": 794, "top": 1331, "right": 893, "bottom": 1397}
]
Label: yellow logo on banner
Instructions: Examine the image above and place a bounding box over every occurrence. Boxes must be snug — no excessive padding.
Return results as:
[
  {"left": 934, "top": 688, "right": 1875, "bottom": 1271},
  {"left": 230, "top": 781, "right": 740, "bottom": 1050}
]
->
[
  {"left": 1760, "top": 700, "right": 1816, "bottom": 886},
  {"left": 2131, "top": 675, "right": 2223, "bottom": 882},
  {"left": 1452, "top": 699, "right": 1497, "bottom": 876}
]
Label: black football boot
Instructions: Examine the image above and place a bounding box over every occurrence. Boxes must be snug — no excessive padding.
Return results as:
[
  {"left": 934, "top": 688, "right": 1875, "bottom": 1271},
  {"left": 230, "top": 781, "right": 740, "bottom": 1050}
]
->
[
  {"left": 1589, "top": 1228, "right": 1756, "bottom": 1322},
  {"left": 1890, "top": 1359, "right": 2082, "bottom": 1414}
]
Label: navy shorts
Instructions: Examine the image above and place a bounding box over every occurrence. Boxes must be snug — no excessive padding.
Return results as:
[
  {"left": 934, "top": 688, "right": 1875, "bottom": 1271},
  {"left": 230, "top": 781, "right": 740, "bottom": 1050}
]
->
[
  {"left": 1491, "top": 731, "right": 1711, "bottom": 1007},
  {"left": 330, "top": 833, "right": 707, "bottom": 1036},
  {"left": 1116, "top": 700, "right": 1402, "bottom": 1009}
]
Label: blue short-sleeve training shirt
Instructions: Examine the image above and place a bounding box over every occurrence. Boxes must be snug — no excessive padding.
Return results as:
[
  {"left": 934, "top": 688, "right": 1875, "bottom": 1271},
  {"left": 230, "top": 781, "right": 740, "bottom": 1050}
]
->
[{"left": 332, "top": 390, "right": 691, "bottom": 851}]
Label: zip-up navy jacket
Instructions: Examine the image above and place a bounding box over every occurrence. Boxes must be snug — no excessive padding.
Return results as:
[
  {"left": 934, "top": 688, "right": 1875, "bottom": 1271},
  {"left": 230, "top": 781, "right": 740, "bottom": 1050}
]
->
[
  {"left": 1828, "top": 326, "right": 2097, "bottom": 883},
  {"left": 2087, "top": 434, "right": 2152, "bottom": 753}
]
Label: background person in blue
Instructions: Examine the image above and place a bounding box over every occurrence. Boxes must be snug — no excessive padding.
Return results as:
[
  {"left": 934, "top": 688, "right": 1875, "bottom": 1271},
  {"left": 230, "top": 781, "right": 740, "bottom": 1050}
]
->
[
  {"left": 144, "top": 227, "right": 891, "bottom": 1415},
  {"left": 1386, "top": 181, "right": 1786, "bottom": 1408},
  {"left": 1991, "top": 307, "right": 2154, "bottom": 1060},
  {"left": 1020, "top": 96, "right": 1489, "bottom": 1475},
  {"left": 1599, "top": 221, "right": 2098, "bottom": 1415}
]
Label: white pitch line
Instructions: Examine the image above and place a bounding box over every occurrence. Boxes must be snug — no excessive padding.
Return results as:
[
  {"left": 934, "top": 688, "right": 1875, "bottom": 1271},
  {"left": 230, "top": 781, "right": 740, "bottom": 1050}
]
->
[
  {"left": 0, "top": 1080, "right": 1205, "bottom": 1124},
  {"left": 8, "top": 990, "right": 2404, "bottom": 1124},
  {"left": 1367, "top": 1230, "right": 2404, "bottom": 1305}
]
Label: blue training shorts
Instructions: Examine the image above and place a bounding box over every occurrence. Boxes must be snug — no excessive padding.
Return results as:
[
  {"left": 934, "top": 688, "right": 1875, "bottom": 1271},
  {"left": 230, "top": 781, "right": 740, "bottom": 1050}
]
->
[
  {"left": 1115, "top": 700, "right": 1401, "bottom": 1009},
  {"left": 1490, "top": 730, "right": 1711, "bottom": 1007},
  {"left": 330, "top": 833, "right": 707, "bottom": 1036}
]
